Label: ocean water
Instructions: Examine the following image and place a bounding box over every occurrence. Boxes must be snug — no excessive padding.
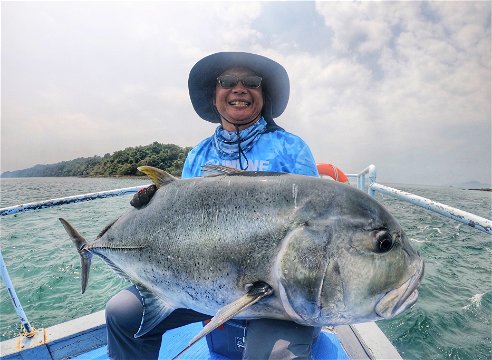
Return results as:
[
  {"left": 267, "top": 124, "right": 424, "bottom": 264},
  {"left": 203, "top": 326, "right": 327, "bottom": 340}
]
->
[{"left": 0, "top": 177, "right": 490, "bottom": 359}]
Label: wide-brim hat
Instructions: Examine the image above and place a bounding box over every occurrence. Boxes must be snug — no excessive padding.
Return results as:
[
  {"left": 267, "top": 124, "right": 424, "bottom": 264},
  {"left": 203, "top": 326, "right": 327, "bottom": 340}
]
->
[{"left": 188, "top": 52, "right": 290, "bottom": 123}]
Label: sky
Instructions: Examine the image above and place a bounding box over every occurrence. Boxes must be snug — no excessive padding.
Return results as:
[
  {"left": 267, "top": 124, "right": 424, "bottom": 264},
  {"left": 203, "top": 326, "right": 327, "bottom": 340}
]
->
[{"left": 1, "top": 1, "right": 491, "bottom": 186}]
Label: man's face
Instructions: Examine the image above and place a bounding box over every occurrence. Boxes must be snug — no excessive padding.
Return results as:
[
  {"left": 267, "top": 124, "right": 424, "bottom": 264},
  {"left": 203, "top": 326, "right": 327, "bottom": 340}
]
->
[{"left": 214, "top": 67, "right": 264, "bottom": 131}]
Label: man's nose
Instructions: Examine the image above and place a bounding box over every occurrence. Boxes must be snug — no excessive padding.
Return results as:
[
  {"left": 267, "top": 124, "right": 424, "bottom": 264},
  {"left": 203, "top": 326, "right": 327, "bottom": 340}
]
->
[{"left": 232, "top": 82, "right": 247, "bottom": 93}]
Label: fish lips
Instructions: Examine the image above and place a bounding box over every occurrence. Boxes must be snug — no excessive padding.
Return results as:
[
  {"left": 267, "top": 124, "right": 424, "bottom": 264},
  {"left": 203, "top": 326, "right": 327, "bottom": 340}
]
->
[{"left": 375, "top": 259, "right": 424, "bottom": 319}]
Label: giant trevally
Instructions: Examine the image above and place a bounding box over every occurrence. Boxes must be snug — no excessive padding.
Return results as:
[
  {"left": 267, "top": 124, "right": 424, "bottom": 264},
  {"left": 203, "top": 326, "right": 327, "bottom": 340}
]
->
[{"left": 60, "top": 165, "right": 424, "bottom": 356}]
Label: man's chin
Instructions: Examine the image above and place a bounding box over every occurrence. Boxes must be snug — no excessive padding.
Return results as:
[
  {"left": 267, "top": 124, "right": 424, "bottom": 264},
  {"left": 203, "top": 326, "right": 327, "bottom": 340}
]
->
[{"left": 221, "top": 114, "right": 261, "bottom": 130}]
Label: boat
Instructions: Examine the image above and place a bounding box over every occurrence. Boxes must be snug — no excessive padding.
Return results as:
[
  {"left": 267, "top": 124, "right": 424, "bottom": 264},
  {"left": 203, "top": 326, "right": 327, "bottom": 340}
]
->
[{"left": 1, "top": 164, "right": 490, "bottom": 360}]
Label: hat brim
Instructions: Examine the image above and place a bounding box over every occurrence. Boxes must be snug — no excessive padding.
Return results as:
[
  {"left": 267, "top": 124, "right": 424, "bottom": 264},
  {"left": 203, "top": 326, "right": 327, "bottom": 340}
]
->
[{"left": 188, "top": 52, "right": 290, "bottom": 123}]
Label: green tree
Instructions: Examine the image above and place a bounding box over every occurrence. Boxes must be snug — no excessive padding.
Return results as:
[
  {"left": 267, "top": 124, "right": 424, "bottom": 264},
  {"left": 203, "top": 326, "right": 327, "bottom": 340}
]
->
[{"left": 1, "top": 143, "right": 192, "bottom": 178}]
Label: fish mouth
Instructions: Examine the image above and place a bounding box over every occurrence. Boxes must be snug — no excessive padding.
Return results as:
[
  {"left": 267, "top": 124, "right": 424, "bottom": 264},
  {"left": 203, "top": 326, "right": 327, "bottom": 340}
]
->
[{"left": 375, "top": 259, "right": 424, "bottom": 319}]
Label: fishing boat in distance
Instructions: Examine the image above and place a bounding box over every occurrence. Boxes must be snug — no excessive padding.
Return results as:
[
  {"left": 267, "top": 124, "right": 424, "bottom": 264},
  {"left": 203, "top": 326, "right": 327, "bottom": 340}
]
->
[{"left": 1, "top": 164, "right": 490, "bottom": 360}]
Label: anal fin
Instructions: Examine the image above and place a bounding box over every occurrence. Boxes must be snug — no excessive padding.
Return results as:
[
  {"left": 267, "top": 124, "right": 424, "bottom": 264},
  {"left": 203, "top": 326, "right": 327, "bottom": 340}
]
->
[{"left": 134, "top": 284, "right": 175, "bottom": 338}]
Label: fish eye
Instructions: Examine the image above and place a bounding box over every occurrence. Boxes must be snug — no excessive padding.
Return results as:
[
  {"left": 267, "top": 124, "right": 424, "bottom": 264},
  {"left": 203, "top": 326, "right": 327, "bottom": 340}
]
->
[{"left": 374, "top": 230, "right": 394, "bottom": 253}]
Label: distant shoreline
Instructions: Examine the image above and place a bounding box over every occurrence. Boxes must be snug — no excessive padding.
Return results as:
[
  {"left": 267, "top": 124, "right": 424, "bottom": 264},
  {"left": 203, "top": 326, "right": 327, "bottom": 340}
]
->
[
  {"left": 2, "top": 175, "right": 490, "bottom": 190},
  {"left": 1, "top": 175, "right": 148, "bottom": 180},
  {"left": 79, "top": 175, "right": 148, "bottom": 179}
]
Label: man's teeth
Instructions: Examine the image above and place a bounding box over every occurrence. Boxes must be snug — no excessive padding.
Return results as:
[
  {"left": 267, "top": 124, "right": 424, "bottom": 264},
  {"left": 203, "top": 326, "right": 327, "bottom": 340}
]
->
[{"left": 229, "top": 101, "right": 250, "bottom": 106}]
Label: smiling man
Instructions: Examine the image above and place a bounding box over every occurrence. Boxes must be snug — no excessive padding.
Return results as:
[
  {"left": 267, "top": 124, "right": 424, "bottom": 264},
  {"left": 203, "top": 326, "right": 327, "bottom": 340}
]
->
[
  {"left": 182, "top": 51, "right": 319, "bottom": 176},
  {"left": 113, "top": 52, "right": 320, "bottom": 359},
  {"left": 213, "top": 67, "right": 264, "bottom": 130}
]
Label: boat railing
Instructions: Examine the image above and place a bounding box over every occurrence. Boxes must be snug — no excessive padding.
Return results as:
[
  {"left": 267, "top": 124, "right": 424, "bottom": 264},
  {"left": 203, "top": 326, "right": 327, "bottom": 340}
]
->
[
  {"left": 1, "top": 165, "right": 491, "bottom": 346},
  {"left": 346, "top": 164, "right": 492, "bottom": 235}
]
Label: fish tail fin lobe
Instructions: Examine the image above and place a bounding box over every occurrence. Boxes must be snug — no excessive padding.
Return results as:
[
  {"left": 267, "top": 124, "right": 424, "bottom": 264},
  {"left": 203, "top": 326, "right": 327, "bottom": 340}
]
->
[{"left": 59, "top": 218, "right": 92, "bottom": 294}]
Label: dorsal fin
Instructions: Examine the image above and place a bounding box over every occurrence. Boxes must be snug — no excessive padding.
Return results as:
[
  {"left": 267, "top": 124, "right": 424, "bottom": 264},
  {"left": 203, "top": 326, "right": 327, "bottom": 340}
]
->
[
  {"left": 137, "top": 166, "right": 177, "bottom": 188},
  {"left": 201, "top": 165, "right": 245, "bottom": 177},
  {"left": 201, "top": 165, "right": 287, "bottom": 178}
]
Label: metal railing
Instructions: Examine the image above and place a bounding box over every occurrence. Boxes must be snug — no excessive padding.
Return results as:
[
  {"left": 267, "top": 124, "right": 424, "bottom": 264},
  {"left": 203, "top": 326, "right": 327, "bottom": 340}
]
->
[
  {"left": 0, "top": 250, "right": 35, "bottom": 337},
  {"left": 0, "top": 185, "right": 148, "bottom": 217},
  {"left": 0, "top": 185, "right": 148, "bottom": 337},
  {"left": 1, "top": 165, "right": 491, "bottom": 340},
  {"left": 346, "top": 165, "right": 492, "bottom": 235}
]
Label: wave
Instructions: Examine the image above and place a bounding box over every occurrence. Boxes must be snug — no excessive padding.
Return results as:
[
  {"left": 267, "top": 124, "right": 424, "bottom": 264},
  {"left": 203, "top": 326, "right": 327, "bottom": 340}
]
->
[{"left": 462, "top": 293, "right": 485, "bottom": 310}]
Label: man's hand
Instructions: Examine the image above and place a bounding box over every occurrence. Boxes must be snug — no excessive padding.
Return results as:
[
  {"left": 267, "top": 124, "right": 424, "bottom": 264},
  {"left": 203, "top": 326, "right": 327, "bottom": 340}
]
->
[{"left": 130, "top": 185, "right": 157, "bottom": 209}]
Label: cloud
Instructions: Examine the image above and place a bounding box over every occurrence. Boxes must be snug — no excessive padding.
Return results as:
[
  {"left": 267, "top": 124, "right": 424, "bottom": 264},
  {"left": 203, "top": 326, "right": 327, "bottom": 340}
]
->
[
  {"left": 291, "top": 1, "right": 491, "bottom": 184},
  {"left": 1, "top": 1, "right": 490, "bottom": 186}
]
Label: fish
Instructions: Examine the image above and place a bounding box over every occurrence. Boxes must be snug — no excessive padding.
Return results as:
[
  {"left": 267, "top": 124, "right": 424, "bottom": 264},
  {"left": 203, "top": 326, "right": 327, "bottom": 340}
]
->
[{"left": 60, "top": 165, "right": 424, "bottom": 356}]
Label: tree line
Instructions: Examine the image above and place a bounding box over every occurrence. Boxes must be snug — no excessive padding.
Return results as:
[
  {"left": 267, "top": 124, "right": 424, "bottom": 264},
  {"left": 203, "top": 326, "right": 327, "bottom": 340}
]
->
[{"left": 1, "top": 142, "right": 192, "bottom": 178}]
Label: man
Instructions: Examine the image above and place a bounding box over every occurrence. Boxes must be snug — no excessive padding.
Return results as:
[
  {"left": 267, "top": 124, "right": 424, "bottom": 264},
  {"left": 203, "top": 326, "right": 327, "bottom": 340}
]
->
[
  {"left": 107, "top": 52, "right": 319, "bottom": 359},
  {"left": 183, "top": 52, "right": 318, "bottom": 178}
]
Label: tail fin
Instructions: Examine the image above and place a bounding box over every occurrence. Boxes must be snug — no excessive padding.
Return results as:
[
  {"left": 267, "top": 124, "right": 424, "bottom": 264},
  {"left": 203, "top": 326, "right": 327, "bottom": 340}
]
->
[{"left": 59, "top": 218, "right": 92, "bottom": 294}]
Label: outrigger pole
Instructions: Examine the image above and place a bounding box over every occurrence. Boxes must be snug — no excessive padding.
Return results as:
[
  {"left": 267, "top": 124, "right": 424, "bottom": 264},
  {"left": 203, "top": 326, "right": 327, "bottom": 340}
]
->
[
  {"left": 347, "top": 165, "right": 492, "bottom": 236},
  {"left": 0, "top": 185, "right": 150, "bottom": 337},
  {"left": 0, "top": 248, "right": 35, "bottom": 337},
  {"left": 0, "top": 185, "right": 149, "bottom": 217},
  {"left": 0, "top": 165, "right": 490, "bottom": 342}
]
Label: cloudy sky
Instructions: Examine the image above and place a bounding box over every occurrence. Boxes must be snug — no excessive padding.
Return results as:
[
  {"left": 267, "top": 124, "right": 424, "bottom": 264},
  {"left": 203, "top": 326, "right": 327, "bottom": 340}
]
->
[{"left": 2, "top": 1, "right": 490, "bottom": 186}]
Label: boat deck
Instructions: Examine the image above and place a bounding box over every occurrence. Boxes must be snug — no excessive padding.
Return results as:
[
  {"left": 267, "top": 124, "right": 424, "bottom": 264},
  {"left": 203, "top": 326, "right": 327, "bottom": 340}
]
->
[
  {"left": 0, "top": 310, "right": 401, "bottom": 359},
  {"left": 72, "top": 322, "right": 347, "bottom": 360}
]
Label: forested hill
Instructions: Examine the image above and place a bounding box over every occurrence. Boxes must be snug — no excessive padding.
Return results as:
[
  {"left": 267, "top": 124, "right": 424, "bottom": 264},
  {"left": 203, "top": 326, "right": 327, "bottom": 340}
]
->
[{"left": 1, "top": 142, "right": 192, "bottom": 178}]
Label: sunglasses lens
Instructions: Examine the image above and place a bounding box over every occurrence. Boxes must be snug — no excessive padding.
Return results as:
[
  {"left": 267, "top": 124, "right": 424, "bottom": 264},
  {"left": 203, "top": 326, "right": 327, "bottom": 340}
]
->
[
  {"left": 217, "top": 75, "right": 262, "bottom": 89},
  {"left": 242, "top": 76, "right": 262, "bottom": 88},
  {"left": 217, "top": 75, "right": 238, "bottom": 89}
]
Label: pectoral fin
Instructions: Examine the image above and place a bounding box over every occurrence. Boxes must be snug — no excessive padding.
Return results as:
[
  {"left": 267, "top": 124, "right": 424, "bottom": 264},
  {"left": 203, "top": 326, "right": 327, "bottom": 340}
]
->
[{"left": 172, "top": 281, "right": 273, "bottom": 360}]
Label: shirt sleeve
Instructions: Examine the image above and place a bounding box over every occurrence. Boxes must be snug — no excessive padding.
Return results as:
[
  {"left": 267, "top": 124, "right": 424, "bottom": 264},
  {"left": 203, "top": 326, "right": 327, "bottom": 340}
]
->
[
  {"left": 181, "top": 137, "right": 212, "bottom": 179},
  {"left": 181, "top": 155, "right": 193, "bottom": 179}
]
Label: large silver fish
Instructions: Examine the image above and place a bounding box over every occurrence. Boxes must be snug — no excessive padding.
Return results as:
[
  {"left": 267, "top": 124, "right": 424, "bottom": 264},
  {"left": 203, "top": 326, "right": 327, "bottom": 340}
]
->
[{"left": 60, "top": 165, "right": 423, "bottom": 355}]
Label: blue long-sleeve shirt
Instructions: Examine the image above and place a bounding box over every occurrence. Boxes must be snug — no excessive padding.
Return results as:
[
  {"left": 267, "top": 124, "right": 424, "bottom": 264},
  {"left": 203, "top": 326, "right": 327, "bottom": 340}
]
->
[{"left": 182, "top": 118, "right": 319, "bottom": 179}]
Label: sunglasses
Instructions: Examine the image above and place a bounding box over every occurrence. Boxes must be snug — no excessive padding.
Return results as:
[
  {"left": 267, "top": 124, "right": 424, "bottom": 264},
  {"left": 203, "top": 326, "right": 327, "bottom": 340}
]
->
[{"left": 216, "top": 75, "right": 263, "bottom": 89}]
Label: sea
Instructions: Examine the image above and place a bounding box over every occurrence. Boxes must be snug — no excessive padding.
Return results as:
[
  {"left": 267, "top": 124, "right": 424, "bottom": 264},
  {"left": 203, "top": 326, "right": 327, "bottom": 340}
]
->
[{"left": 0, "top": 177, "right": 490, "bottom": 360}]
